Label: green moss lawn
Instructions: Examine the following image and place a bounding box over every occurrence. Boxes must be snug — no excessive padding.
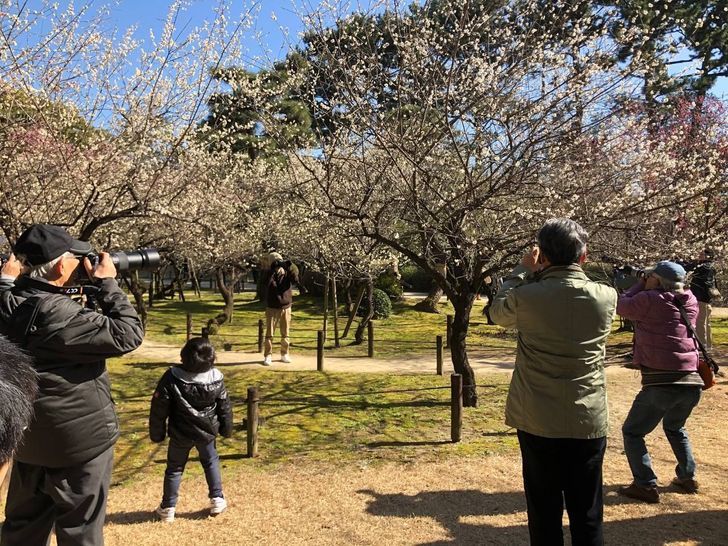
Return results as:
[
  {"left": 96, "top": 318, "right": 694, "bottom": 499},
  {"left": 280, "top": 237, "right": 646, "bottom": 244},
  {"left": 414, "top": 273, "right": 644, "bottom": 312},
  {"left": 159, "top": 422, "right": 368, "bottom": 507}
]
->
[{"left": 111, "top": 290, "right": 726, "bottom": 486}]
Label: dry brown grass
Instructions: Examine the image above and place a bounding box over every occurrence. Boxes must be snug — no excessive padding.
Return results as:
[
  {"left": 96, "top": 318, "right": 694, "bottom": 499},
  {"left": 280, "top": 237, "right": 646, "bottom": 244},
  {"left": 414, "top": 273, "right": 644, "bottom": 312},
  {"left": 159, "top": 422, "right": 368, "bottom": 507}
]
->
[{"left": 100, "top": 366, "right": 728, "bottom": 546}]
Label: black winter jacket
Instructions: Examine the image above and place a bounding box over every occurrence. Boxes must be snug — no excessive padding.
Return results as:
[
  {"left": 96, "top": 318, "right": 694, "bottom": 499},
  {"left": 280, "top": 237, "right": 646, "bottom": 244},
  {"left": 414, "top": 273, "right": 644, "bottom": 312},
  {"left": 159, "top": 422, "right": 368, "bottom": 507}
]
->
[
  {"left": 149, "top": 366, "right": 233, "bottom": 444},
  {"left": 266, "top": 270, "right": 295, "bottom": 309},
  {"left": 0, "top": 276, "right": 144, "bottom": 467},
  {"left": 689, "top": 262, "right": 717, "bottom": 304}
]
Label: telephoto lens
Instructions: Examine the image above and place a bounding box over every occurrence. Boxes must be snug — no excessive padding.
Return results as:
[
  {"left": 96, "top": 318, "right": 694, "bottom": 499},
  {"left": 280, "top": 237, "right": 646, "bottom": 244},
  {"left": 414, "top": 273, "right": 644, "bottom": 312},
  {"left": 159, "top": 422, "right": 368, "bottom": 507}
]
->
[{"left": 110, "top": 249, "right": 161, "bottom": 272}]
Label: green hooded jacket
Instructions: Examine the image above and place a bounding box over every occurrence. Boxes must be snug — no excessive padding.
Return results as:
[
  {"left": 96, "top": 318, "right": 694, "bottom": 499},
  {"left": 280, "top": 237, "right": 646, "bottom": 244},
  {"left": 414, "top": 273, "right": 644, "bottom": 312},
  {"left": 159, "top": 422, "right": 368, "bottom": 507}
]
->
[{"left": 490, "top": 264, "right": 617, "bottom": 439}]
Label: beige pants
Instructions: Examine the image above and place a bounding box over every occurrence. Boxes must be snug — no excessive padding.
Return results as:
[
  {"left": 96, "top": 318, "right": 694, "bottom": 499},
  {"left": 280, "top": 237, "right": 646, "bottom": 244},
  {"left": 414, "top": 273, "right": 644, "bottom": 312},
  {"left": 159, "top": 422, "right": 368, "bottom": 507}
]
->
[
  {"left": 264, "top": 307, "right": 291, "bottom": 356},
  {"left": 696, "top": 301, "right": 712, "bottom": 350}
]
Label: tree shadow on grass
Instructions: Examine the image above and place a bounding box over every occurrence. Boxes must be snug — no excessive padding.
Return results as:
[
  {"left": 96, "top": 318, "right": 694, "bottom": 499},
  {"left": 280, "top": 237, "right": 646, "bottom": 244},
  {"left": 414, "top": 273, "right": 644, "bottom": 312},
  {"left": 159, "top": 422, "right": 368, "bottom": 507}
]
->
[
  {"left": 358, "top": 488, "right": 728, "bottom": 545},
  {"left": 106, "top": 508, "right": 209, "bottom": 525},
  {"left": 366, "top": 440, "right": 453, "bottom": 448},
  {"left": 126, "top": 360, "right": 267, "bottom": 370},
  {"left": 152, "top": 453, "right": 249, "bottom": 465}
]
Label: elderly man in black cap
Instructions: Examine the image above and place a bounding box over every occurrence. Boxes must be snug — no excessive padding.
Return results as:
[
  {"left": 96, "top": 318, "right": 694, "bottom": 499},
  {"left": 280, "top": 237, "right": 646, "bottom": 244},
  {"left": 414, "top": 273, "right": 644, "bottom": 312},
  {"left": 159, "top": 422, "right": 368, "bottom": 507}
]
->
[{"left": 0, "top": 224, "right": 144, "bottom": 546}]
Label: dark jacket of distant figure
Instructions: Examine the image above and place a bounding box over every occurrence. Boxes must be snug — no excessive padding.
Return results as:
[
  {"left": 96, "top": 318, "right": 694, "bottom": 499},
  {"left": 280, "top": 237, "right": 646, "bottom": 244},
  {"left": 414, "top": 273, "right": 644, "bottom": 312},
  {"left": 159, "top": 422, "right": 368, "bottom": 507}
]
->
[
  {"left": 687, "top": 261, "right": 717, "bottom": 304},
  {"left": 266, "top": 268, "right": 296, "bottom": 309}
]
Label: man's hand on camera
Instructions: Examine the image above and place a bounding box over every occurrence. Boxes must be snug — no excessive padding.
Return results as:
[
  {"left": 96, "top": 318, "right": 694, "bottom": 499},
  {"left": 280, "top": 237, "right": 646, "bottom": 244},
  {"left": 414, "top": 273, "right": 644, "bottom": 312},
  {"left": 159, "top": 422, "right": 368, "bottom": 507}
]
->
[
  {"left": 1, "top": 254, "right": 23, "bottom": 279},
  {"left": 84, "top": 252, "right": 117, "bottom": 280},
  {"left": 521, "top": 246, "right": 542, "bottom": 273}
]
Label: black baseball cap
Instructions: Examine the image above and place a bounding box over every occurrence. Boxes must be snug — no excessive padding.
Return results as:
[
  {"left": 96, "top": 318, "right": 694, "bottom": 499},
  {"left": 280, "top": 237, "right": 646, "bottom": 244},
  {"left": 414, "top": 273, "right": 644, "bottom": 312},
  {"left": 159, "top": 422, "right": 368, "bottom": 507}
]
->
[{"left": 14, "top": 224, "right": 92, "bottom": 266}]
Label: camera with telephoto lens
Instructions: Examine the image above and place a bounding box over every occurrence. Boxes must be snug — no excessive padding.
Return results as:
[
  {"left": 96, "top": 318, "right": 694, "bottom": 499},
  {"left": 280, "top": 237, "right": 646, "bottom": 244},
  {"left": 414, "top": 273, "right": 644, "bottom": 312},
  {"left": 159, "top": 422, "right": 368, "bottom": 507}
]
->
[{"left": 81, "top": 248, "right": 161, "bottom": 275}]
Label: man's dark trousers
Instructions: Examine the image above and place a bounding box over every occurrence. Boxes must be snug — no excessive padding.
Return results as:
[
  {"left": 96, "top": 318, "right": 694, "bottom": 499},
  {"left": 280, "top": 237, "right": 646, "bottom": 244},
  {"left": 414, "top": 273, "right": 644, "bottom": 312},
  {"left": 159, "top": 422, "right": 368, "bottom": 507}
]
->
[
  {"left": 517, "top": 430, "right": 607, "bottom": 546},
  {"left": 1, "top": 445, "right": 114, "bottom": 546}
]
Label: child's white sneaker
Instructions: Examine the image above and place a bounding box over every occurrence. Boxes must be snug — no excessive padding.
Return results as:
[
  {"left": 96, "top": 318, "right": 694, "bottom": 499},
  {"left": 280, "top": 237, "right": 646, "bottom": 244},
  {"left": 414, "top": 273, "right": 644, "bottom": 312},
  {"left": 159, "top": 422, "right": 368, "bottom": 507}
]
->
[
  {"left": 155, "top": 505, "right": 175, "bottom": 522},
  {"left": 262, "top": 355, "right": 272, "bottom": 366},
  {"left": 210, "top": 496, "right": 227, "bottom": 516},
  {"left": 281, "top": 354, "right": 292, "bottom": 364}
]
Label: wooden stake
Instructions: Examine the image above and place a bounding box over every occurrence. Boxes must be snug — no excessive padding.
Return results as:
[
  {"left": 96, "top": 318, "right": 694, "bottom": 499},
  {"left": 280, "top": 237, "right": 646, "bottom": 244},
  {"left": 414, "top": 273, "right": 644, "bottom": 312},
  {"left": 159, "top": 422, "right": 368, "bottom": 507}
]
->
[
  {"left": 451, "top": 374, "right": 462, "bottom": 443},
  {"left": 246, "top": 387, "right": 259, "bottom": 457}
]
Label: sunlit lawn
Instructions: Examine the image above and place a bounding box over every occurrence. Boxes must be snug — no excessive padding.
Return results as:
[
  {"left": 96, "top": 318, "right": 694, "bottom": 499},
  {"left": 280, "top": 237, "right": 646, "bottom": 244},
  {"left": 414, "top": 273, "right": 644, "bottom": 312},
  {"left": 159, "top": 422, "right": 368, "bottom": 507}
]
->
[
  {"left": 110, "top": 361, "right": 513, "bottom": 486},
  {"left": 112, "top": 291, "right": 726, "bottom": 486}
]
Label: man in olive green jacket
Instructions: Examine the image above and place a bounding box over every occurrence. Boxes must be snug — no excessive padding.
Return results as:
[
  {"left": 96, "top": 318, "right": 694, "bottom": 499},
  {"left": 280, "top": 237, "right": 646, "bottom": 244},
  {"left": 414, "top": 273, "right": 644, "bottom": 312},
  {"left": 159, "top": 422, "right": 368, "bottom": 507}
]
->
[{"left": 490, "top": 218, "right": 616, "bottom": 546}]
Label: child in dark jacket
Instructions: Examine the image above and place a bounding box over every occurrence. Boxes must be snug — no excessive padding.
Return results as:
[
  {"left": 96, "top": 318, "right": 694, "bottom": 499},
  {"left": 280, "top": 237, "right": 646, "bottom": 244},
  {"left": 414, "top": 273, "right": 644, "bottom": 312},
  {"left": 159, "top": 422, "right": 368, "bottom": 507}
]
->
[{"left": 149, "top": 337, "right": 233, "bottom": 522}]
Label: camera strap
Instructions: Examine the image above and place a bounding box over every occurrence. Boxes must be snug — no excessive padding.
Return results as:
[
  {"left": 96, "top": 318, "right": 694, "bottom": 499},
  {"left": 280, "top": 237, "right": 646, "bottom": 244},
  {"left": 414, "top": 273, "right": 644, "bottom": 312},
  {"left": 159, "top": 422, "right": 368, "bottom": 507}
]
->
[
  {"left": 673, "top": 298, "right": 718, "bottom": 373},
  {"left": 17, "top": 277, "right": 100, "bottom": 296}
]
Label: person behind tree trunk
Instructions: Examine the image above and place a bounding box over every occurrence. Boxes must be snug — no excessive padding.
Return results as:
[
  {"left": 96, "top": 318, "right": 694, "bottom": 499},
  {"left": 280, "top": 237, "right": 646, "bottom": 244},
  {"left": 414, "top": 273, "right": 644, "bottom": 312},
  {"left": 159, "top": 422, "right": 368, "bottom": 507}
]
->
[
  {"left": 682, "top": 249, "right": 718, "bottom": 352},
  {"left": 490, "top": 218, "right": 617, "bottom": 546},
  {"left": 480, "top": 274, "right": 501, "bottom": 325},
  {"left": 149, "top": 336, "right": 233, "bottom": 522},
  {"left": 616, "top": 261, "right": 703, "bottom": 504},
  {"left": 262, "top": 252, "right": 298, "bottom": 366}
]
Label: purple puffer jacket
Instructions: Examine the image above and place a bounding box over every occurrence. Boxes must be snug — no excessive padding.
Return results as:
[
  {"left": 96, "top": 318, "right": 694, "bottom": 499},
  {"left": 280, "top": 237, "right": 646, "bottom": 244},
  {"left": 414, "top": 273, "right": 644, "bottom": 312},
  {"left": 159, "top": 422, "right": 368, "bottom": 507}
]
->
[{"left": 617, "top": 284, "right": 699, "bottom": 371}]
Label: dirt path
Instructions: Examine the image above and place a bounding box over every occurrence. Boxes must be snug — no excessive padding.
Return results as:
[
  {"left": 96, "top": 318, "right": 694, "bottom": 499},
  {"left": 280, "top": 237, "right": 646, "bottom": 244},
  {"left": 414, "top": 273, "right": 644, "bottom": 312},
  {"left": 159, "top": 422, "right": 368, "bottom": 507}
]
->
[
  {"left": 125, "top": 338, "right": 522, "bottom": 374},
  {"left": 104, "top": 366, "right": 728, "bottom": 545}
]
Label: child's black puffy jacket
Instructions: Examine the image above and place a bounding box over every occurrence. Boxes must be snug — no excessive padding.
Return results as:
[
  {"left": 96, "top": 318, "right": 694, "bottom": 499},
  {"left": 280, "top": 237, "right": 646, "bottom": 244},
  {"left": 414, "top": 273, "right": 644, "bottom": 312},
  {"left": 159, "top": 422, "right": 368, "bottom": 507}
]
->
[{"left": 149, "top": 366, "right": 233, "bottom": 444}]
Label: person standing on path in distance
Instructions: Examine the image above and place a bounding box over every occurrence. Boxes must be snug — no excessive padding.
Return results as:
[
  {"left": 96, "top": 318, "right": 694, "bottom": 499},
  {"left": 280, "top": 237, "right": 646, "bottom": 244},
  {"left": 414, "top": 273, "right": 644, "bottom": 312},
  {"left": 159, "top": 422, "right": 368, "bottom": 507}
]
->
[
  {"left": 490, "top": 218, "right": 617, "bottom": 546},
  {"left": 262, "top": 252, "right": 298, "bottom": 366},
  {"left": 149, "top": 336, "right": 233, "bottom": 522},
  {"left": 616, "top": 261, "right": 703, "bottom": 504},
  {"left": 0, "top": 224, "right": 144, "bottom": 546}
]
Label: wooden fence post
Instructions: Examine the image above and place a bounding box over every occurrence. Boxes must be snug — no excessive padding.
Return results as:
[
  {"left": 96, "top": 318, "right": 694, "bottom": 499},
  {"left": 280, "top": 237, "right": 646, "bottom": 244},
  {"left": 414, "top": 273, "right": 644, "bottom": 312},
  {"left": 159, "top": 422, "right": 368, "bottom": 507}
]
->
[
  {"left": 367, "top": 321, "right": 374, "bottom": 358},
  {"left": 257, "top": 319, "right": 264, "bottom": 353},
  {"left": 186, "top": 313, "right": 192, "bottom": 341},
  {"left": 451, "top": 373, "right": 463, "bottom": 443},
  {"left": 436, "top": 335, "right": 443, "bottom": 375},
  {"left": 446, "top": 315, "right": 453, "bottom": 349},
  {"left": 317, "top": 330, "right": 325, "bottom": 372},
  {"left": 331, "top": 276, "right": 340, "bottom": 348},
  {"left": 201, "top": 327, "right": 209, "bottom": 340},
  {"left": 322, "top": 272, "right": 330, "bottom": 342},
  {"left": 246, "top": 387, "right": 259, "bottom": 457}
]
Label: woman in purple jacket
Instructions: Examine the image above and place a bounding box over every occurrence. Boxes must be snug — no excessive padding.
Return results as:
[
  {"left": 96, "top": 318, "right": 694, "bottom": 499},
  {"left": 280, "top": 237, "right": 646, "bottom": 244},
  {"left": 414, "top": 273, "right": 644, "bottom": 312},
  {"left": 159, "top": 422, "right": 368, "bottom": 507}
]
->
[{"left": 616, "top": 261, "right": 703, "bottom": 504}]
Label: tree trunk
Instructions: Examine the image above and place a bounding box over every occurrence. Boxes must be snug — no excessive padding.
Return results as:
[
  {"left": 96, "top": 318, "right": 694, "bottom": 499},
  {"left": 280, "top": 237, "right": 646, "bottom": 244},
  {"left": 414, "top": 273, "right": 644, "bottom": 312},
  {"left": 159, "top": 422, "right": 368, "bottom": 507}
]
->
[
  {"left": 449, "top": 293, "right": 478, "bottom": 407},
  {"left": 331, "top": 275, "right": 340, "bottom": 348},
  {"left": 297, "top": 262, "right": 308, "bottom": 295},
  {"left": 414, "top": 263, "right": 446, "bottom": 313},
  {"left": 414, "top": 283, "right": 444, "bottom": 313},
  {"left": 124, "top": 272, "right": 148, "bottom": 328},
  {"left": 354, "top": 277, "right": 374, "bottom": 345},
  {"left": 208, "top": 267, "right": 235, "bottom": 328},
  {"left": 148, "top": 272, "right": 156, "bottom": 308},
  {"left": 188, "top": 259, "right": 201, "bottom": 298},
  {"left": 172, "top": 261, "right": 186, "bottom": 302}
]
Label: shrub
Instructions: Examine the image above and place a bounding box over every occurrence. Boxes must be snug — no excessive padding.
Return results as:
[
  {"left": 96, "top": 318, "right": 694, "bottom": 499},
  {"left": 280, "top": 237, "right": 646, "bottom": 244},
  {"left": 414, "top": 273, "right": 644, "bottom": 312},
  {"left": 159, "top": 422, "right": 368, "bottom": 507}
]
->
[
  {"left": 375, "top": 272, "right": 403, "bottom": 301},
  {"left": 399, "top": 264, "right": 433, "bottom": 292},
  {"left": 357, "top": 288, "right": 392, "bottom": 319}
]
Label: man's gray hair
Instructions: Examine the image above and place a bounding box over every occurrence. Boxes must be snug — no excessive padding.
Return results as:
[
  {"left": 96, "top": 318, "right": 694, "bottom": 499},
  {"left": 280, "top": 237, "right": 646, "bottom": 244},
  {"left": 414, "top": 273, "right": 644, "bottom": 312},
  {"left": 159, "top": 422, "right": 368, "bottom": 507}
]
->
[
  {"left": 28, "top": 252, "right": 73, "bottom": 280},
  {"left": 653, "top": 273, "right": 685, "bottom": 293},
  {"left": 537, "top": 218, "right": 588, "bottom": 266}
]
